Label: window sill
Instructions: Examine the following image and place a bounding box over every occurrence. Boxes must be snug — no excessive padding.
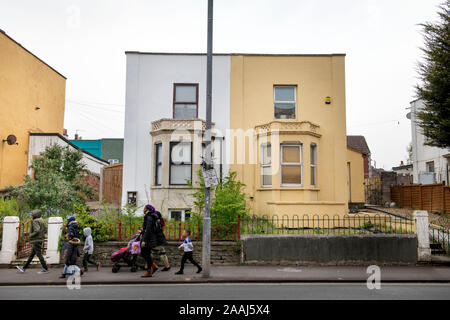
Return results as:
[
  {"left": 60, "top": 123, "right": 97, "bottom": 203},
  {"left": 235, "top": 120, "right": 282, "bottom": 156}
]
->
[
  {"left": 151, "top": 185, "right": 191, "bottom": 190},
  {"left": 256, "top": 187, "right": 320, "bottom": 191}
]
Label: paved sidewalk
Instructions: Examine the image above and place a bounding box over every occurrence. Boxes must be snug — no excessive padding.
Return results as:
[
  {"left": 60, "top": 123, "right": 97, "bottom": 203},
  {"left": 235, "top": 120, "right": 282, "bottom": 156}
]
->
[{"left": 0, "top": 265, "right": 450, "bottom": 286}]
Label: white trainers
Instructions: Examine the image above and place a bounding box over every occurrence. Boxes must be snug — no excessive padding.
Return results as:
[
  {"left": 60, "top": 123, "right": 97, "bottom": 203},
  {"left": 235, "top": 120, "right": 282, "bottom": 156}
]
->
[
  {"left": 16, "top": 266, "right": 25, "bottom": 273},
  {"left": 37, "top": 269, "right": 49, "bottom": 274}
]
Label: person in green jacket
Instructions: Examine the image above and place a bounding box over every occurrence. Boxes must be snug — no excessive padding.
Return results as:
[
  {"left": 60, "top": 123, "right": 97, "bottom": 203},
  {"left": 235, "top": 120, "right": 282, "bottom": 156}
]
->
[{"left": 16, "top": 209, "right": 49, "bottom": 274}]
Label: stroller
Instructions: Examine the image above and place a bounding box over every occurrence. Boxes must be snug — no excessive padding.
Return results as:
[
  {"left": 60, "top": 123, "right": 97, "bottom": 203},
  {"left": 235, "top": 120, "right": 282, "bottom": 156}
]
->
[{"left": 111, "top": 232, "right": 145, "bottom": 273}]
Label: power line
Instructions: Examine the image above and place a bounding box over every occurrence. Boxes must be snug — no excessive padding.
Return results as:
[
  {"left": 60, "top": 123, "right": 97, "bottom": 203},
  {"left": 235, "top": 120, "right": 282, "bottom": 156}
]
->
[
  {"left": 66, "top": 100, "right": 124, "bottom": 115},
  {"left": 72, "top": 108, "right": 124, "bottom": 135},
  {"left": 66, "top": 98, "right": 124, "bottom": 107}
]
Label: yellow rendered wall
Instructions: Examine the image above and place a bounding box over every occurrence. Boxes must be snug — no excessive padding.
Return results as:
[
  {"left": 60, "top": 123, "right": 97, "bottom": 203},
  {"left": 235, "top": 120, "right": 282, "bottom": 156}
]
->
[
  {"left": 0, "top": 32, "right": 66, "bottom": 188},
  {"left": 346, "top": 148, "right": 365, "bottom": 203},
  {"left": 229, "top": 55, "right": 347, "bottom": 217}
]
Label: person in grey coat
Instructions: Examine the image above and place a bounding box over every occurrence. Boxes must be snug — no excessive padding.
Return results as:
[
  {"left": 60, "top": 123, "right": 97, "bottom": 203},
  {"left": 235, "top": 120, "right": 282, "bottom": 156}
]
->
[{"left": 82, "top": 227, "right": 101, "bottom": 272}]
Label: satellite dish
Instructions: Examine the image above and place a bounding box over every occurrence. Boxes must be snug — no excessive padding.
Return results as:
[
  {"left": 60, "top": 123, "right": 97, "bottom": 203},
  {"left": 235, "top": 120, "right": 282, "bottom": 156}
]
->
[
  {"left": 406, "top": 112, "right": 411, "bottom": 120},
  {"left": 3, "top": 135, "right": 18, "bottom": 145}
]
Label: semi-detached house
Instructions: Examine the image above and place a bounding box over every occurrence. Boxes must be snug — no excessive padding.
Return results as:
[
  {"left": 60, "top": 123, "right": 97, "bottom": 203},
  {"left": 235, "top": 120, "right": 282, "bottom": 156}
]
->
[{"left": 122, "top": 52, "right": 364, "bottom": 219}]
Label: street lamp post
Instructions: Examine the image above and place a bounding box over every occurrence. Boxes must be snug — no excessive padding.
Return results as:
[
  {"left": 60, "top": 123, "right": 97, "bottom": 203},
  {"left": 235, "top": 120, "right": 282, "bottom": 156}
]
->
[{"left": 202, "top": 0, "right": 214, "bottom": 278}]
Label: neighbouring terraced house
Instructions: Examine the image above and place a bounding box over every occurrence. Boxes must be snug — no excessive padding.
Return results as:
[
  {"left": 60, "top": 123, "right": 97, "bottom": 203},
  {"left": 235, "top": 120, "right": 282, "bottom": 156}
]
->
[
  {"left": 122, "top": 52, "right": 365, "bottom": 219},
  {"left": 0, "top": 29, "right": 108, "bottom": 191}
]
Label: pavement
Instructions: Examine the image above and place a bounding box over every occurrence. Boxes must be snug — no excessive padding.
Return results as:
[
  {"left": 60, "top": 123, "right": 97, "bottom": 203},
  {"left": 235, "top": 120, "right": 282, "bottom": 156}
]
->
[
  {"left": 1, "top": 283, "right": 450, "bottom": 300},
  {"left": 0, "top": 265, "right": 450, "bottom": 286}
]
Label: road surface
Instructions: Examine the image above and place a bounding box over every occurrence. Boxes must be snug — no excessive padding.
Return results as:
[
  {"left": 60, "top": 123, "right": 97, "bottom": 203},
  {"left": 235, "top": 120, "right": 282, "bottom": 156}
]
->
[{"left": 0, "top": 283, "right": 449, "bottom": 300}]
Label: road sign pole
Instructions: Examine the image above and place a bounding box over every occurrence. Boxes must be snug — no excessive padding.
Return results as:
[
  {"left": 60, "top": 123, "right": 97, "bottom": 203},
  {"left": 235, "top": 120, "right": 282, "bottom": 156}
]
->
[{"left": 202, "top": 0, "right": 213, "bottom": 278}]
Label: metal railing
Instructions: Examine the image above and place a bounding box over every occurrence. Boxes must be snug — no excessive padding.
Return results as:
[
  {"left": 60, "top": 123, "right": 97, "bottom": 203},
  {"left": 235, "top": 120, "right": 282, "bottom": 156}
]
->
[
  {"left": 106, "top": 220, "right": 239, "bottom": 242},
  {"left": 240, "top": 214, "right": 416, "bottom": 235},
  {"left": 105, "top": 213, "right": 415, "bottom": 242},
  {"left": 430, "top": 226, "right": 450, "bottom": 255},
  {"left": 16, "top": 219, "right": 47, "bottom": 259}
]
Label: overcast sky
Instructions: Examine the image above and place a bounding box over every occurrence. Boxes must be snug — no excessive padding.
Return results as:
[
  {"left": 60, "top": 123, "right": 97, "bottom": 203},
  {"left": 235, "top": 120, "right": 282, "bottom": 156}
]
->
[{"left": 0, "top": 0, "right": 444, "bottom": 169}]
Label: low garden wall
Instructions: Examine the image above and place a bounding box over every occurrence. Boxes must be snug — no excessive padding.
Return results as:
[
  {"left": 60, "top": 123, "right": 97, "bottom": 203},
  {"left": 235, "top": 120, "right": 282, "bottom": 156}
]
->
[
  {"left": 241, "top": 234, "right": 418, "bottom": 265},
  {"left": 60, "top": 241, "right": 240, "bottom": 267}
]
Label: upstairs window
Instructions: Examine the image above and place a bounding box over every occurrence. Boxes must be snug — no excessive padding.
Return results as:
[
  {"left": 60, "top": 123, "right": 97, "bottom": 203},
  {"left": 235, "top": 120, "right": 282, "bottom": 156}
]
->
[
  {"left": 170, "top": 141, "right": 192, "bottom": 185},
  {"left": 274, "top": 86, "right": 296, "bottom": 119},
  {"left": 173, "top": 84, "right": 198, "bottom": 119},
  {"left": 281, "top": 144, "right": 302, "bottom": 186},
  {"left": 261, "top": 143, "right": 272, "bottom": 187}
]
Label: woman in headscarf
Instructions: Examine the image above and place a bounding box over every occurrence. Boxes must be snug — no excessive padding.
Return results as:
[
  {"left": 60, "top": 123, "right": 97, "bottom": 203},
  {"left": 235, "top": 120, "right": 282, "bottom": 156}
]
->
[{"left": 140, "top": 204, "right": 159, "bottom": 278}]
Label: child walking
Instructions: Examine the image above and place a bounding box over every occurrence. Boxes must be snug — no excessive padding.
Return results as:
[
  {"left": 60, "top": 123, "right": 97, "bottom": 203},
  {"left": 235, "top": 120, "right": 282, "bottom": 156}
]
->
[
  {"left": 60, "top": 232, "right": 82, "bottom": 278},
  {"left": 82, "top": 227, "right": 101, "bottom": 272},
  {"left": 175, "top": 230, "right": 202, "bottom": 275}
]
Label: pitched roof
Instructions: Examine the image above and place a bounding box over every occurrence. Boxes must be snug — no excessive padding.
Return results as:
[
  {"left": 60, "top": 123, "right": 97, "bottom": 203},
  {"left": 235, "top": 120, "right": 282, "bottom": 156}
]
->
[{"left": 347, "top": 135, "right": 370, "bottom": 155}]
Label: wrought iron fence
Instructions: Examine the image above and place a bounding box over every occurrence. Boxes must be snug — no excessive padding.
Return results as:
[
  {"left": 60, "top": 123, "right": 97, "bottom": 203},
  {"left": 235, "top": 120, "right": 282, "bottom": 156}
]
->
[
  {"left": 16, "top": 219, "right": 47, "bottom": 259},
  {"left": 95, "top": 213, "right": 417, "bottom": 243},
  {"left": 106, "top": 220, "right": 239, "bottom": 242},
  {"left": 240, "top": 214, "right": 416, "bottom": 235},
  {"left": 430, "top": 226, "right": 450, "bottom": 255}
]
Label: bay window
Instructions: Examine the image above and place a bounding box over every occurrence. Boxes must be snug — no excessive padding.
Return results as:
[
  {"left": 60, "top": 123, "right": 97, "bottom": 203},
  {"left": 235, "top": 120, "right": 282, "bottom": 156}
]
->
[
  {"left": 261, "top": 143, "right": 272, "bottom": 187},
  {"left": 170, "top": 141, "right": 192, "bottom": 185},
  {"left": 310, "top": 143, "right": 317, "bottom": 186},
  {"left": 154, "top": 143, "right": 162, "bottom": 186},
  {"left": 281, "top": 144, "right": 302, "bottom": 186}
]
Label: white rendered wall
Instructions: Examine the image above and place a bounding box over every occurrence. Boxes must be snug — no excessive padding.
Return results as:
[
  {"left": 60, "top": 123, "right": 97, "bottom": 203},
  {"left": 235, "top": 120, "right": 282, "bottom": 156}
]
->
[
  {"left": 28, "top": 135, "right": 107, "bottom": 175},
  {"left": 410, "top": 100, "right": 450, "bottom": 184},
  {"left": 122, "top": 54, "right": 231, "bottom": 207}
]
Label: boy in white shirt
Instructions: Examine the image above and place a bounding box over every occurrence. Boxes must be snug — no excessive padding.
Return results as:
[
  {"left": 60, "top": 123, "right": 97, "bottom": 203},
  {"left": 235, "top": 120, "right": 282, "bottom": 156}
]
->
[{"left": 175, "top": 229, "right": 202, "bottom": 275}]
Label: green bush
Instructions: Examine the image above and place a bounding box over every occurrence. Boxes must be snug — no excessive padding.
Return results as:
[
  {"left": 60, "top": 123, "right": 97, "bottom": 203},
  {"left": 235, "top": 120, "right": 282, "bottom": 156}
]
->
[
  {"left": 10, "top": 144, "right": 93, "bottom": 212},
  {"left": 187, "top": 170, "right": 249, "bottom": 227},
  {"left": 0, "top": 198, "right": 19, "bottom": 219}
]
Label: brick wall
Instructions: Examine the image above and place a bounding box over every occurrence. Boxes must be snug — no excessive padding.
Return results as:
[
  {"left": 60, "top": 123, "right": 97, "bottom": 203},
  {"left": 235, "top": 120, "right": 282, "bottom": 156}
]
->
[{"left": 60, "top": 241, "right": 240, "bottom": 268}]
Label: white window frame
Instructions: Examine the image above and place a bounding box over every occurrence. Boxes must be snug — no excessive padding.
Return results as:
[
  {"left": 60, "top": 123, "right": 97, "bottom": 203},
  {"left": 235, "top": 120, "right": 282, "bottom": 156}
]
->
[
  {"left": 274, "top": 85, "right": 297, "bottom": 120},
  {"left": 169, "top": 209, "right": 191, "bottom": 222},
  {"left": 108, "top": 159, "right": 119, "bottom": 165},
  {"left": 261, "top": 143, "right": 272, "bottom": 187},
  {"left": 154, "top": 143, "right": 163, "bottom": 186},
  {"left": 281, "top": 143, "right": 302, "bottom": 186},
  {"left": 310, "top": 143, "right": 317, "bottom": 187},
  {"left": 169, "top": 141, "right": 192, "bottom": 185}
]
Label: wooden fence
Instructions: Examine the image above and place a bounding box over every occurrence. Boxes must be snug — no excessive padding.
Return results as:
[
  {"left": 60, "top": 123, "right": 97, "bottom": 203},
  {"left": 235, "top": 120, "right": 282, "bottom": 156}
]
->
[
  {"left": 101, "top": 163, "right": 123, "bottom": 205},
  {"left": 391, "top": 183, "right": 450, "bottom": 214}
]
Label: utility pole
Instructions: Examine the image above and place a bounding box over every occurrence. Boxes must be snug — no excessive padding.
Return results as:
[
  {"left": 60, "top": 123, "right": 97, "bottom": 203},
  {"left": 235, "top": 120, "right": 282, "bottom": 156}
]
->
[{"left": 202, "top": 0, "right": 213, "bottom": 278}]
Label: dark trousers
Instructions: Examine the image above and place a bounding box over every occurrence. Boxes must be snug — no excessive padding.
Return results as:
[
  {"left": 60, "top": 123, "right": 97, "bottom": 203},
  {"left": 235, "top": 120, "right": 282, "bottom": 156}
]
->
[
  {"left": 141, "top": 246, "right": 153, "bottom": 270},
  {"left": 82, "top": 253, "right": 97, "bottom": 270},
  {"left": 179, "top": 251, "right": 201, "bottom": 272},
  {"left": 23, "top": 241, "right": 47, "bottom": 270}
]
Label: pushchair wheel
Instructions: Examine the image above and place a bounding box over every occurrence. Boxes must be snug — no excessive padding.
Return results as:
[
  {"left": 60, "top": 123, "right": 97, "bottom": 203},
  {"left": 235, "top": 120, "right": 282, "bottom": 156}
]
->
[{"left": 112, "top": 264, "right": 121, "bottom": 273}]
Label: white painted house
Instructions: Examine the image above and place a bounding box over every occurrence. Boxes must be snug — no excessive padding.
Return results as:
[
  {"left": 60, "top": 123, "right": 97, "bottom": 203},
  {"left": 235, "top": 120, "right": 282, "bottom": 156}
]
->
[
  {"left": 409, "top": 99, "right": 450, "bottom": 185},
  {"left": 28, "top": 133, "right": 109, "bottom": 176},
  {"left": 122, "top": 53, "right": 230, "bottom": 217}
]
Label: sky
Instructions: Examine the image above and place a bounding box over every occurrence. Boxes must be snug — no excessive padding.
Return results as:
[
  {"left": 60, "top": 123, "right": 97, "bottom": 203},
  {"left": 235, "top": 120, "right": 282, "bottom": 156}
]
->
[{"left": 0, "top": 0, "right": 444, "bottom": 169}]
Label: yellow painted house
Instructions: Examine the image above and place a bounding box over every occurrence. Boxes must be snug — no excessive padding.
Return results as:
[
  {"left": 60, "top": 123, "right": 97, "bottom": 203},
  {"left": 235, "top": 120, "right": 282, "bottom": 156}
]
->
[
  {"left": 228, "top": 54, "right": 357, "bottom": 217},
  {"left": 123, "top": 52, "right": 365, "bottom": 218},
  {"left": 0, "top": 30, "right": 66, "bottom": 189}
]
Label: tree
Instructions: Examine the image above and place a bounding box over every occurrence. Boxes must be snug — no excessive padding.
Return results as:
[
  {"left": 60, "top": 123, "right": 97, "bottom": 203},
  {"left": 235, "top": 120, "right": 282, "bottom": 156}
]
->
[
  {"left": 187, "top": 170, "right": 249, "bottom": 226},
  {"left": 12, "top": 144, "right": 93, "bottom": 211},
  {"left": 415, "top": 0, "right": 450, "bottom": 148}
]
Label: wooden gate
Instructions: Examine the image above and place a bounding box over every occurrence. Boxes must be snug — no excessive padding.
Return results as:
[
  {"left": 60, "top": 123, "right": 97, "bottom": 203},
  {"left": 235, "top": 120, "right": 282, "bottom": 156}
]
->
[{"left": 101, "top": 163, "right": 123, "bottom": 205}]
